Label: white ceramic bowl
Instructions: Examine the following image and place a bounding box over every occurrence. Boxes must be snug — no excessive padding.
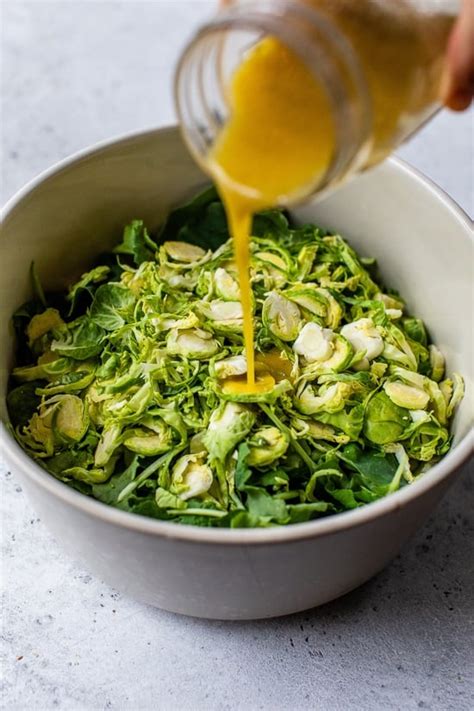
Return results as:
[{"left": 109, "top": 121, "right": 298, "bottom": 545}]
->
[{"left": 1, "top": 127, "right": 472, "bottom": 620}]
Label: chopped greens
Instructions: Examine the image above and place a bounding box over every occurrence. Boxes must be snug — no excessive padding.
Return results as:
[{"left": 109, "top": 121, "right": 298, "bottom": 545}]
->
[{"left": 7, "top": 187, "right": 464, "bottom": 527}]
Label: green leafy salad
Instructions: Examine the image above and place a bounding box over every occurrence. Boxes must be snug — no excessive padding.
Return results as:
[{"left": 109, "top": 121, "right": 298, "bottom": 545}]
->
[{"left": 7, "top": 187, "right": 464, "bottom": 527}]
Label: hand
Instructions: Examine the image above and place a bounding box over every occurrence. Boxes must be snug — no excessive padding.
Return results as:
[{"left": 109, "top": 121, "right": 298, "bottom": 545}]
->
[{"left": 442, "top": 0, "right": 474, "bottom": 110}]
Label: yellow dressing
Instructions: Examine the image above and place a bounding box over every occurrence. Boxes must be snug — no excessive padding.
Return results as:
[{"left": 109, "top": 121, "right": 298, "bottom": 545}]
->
[
  {"left": 256, "top": 350, "right": 294, "bottom": 383},
  {"left": 222, "top": 192, "right": 256, "bottom": 389},
  {"left": 206, "top": 5, "right": 453, "bottom": 393},
  {"left": 220, "top": 349, "right": 293, "bottom": 396},
  {"left": 211, "top": 37, "right": 336, "bottom": 390},
  {"left": 302, "top": 0, "right": 454, "bottom": 164},
  {"left": 222, "top": 372, "right": 275, "bottom": 396},
  {"left": 210, "top": 37, "right": 336, "bottom": 201}
]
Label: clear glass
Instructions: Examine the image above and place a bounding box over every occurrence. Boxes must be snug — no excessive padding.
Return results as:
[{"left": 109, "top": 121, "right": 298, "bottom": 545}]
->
[{"left": 175, "top": 0, "right": 458, "bottom": 203}]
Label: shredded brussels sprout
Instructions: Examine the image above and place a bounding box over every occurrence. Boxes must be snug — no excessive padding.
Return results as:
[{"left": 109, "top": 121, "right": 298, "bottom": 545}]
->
[{"left": 7, "top": 187, "right": 464, "bottom": 527}]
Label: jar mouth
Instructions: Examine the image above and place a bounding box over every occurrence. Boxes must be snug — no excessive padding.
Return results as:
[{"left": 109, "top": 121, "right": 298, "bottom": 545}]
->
[{"left": 175, "top": 0, "right": 373, "bottom": 205}]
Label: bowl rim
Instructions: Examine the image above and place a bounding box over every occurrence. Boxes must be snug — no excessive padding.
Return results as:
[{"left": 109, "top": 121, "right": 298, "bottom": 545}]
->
[{"left": 1, "top": 124, "right": 473, "bottom": 545}]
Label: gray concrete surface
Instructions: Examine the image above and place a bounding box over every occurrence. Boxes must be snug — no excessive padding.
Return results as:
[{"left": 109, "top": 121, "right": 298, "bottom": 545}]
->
[{"left": 1, "top": 2, "right": 473, "bottom": 710}]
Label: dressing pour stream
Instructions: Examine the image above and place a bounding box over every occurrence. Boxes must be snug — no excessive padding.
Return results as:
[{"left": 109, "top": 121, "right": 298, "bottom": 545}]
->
[{"left": 209, "top": 37, "right": 336, "bottom": 394}]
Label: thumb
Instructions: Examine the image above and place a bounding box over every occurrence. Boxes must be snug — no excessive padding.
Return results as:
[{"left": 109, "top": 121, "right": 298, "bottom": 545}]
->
[{"left": 442, "top": 0, "right": 474, "bottom": 110}]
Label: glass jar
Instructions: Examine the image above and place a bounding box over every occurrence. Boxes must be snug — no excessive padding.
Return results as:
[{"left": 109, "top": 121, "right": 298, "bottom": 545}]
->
[{"left": 175, "top": 0, "right": 458, "bottom": 203}]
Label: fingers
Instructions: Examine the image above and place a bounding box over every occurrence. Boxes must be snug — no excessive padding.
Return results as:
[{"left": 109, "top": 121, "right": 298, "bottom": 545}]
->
[{"left": 442, "top": 0, "right": 474, "bottom": 111}]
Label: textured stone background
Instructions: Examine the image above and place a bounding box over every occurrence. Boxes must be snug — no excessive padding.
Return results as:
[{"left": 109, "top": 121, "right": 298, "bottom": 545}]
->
[{"left": 1, "top": 2, "right": 473, "bottom": 710}]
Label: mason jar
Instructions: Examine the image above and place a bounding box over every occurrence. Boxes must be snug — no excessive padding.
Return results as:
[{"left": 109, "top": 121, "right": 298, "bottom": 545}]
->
[{"left": 175, "top": 0, "right": 458, "bottom": 204}]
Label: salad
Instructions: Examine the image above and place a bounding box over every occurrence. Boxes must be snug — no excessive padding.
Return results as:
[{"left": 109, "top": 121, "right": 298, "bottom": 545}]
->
[{"left": 7, "top": 187, "right": 464, "bottom": 527}]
